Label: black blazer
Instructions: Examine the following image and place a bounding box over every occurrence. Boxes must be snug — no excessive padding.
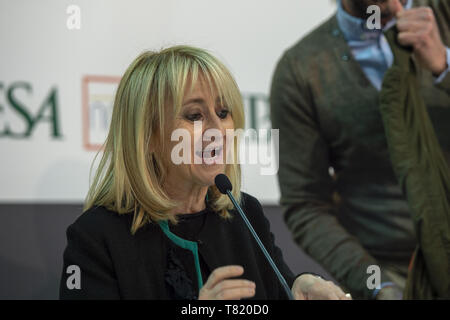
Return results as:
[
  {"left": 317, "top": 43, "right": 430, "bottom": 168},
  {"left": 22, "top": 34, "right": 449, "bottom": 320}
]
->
[{"left": 59, "top": 192, "right": 296, "bottom": 299}]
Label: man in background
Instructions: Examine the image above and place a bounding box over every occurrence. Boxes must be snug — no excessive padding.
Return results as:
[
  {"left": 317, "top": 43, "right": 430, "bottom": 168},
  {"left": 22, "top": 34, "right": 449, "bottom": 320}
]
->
[{"left": 270, "top": 0, "right": 449, "bottom": 299}]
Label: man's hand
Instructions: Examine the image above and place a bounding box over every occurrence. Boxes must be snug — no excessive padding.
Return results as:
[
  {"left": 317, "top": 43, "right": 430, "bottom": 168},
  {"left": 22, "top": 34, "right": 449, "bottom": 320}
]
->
[
  {"left": 291, "top": 274, "right": 352, "bottom": 300},
  {"left": 393, "top": 3, "right": 447, "bottom": 75}
]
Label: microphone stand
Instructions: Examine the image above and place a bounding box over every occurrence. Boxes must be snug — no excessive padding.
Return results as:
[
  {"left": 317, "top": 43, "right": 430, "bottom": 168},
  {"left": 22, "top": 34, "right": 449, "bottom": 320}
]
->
[{"left": 225, "top": 190, "right": 295, "bottom": 300}]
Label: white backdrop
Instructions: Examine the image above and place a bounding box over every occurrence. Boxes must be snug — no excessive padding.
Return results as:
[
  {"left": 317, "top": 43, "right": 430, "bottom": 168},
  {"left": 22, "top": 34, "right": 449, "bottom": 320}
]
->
[{"left": 0, "top": 0, "right": 336, "bottom": 204}]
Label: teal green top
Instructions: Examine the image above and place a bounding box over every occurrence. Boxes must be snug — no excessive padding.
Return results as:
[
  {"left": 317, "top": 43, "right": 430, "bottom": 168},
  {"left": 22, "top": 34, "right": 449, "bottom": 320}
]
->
[
  {"left": 159, "top": 220, "right": 203, "bottom": 290},
  {"left": 158, "top": 192, "right": 209, "bottom": 290}
]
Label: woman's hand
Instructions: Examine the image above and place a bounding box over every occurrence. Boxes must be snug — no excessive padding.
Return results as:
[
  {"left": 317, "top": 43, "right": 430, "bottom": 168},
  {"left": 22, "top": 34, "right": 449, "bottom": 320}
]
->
[
  {"left": 291, "top": 274, "right": 351, "bottom": 300},
  {"left": 198, "top": 265, "right": 256, "bottom": 300}
]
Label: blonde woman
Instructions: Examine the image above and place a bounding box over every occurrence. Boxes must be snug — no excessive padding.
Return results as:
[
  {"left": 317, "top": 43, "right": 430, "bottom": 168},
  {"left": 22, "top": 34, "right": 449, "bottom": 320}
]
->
[{"left": 60, "top": 46, "right": 349, "bottom": 300}]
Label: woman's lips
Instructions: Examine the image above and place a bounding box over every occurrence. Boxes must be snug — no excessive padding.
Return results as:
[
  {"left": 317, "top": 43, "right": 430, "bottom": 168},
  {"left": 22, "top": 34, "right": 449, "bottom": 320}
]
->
[{"left": 195, "top": 146, "right": 224, "bottom": 164}]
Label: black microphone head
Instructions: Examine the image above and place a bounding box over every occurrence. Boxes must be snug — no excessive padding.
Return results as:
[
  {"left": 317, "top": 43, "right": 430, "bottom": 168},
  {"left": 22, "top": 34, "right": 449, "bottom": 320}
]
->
[{"left": 215, "top": 174, "right": 232, "bottom": 194}]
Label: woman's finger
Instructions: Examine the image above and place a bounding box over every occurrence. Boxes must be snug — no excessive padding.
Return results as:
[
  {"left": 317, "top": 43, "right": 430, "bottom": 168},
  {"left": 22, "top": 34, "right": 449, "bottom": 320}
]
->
[
  {"left": 214, "top": 287, "right": 256, "bottom": 300},
  {"left": 211, "top": 279, "right": 255, "bottom": 293},
  {"left": 329, "top": 281, "right": 346, "bottom": 296},
  {"left": 203, "top": 265, "right": 244, "bottom": 290}
]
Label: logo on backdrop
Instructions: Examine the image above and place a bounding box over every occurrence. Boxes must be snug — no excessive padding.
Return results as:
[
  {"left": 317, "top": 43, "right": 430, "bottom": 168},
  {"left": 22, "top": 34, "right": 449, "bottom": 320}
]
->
[
  {"left": 0, "top": 82, "right": 62, "bottom": 138},
  {"left": 82, "top": 75, "right": 121, "bottom": 150}
]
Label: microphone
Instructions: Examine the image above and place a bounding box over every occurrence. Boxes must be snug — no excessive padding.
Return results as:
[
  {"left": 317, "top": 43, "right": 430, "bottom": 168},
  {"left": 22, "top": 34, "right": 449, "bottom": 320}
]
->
[{"left": 214, "top": 174, "right": 295, "bottom": 300}]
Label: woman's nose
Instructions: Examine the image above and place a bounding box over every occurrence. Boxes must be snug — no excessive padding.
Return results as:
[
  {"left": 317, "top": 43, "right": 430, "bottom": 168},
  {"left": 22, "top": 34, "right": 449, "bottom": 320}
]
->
[
  {"left": 202, "top": 113, "right": 226, "bottom": 140},
  {"left": 204, "top": 112, "right": 224, "bottom": 132}
]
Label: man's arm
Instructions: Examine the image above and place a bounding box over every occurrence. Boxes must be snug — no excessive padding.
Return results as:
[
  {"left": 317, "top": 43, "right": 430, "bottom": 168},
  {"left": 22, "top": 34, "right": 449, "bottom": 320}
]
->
[
  {"left": 398, "top": 0, "right": 450, "bottom": 91},
  {"left": 380, "top": 27, "right": 450, "bottom": 299},
  {"left": 433, "top": 47, "right": 450, "bottom": 85},
  {"left": 270, "top": 50, "right": 394, "bottom": 299}
]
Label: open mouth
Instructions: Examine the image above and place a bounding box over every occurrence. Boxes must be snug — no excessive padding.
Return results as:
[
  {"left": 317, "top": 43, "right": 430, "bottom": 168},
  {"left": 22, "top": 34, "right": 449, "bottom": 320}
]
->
[{"left": 195, "top": 146, "right": 224, "bottom": 164}]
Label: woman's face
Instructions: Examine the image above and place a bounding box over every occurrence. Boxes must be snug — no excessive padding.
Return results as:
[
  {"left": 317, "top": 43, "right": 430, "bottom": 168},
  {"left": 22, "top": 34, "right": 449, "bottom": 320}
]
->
[{"left": 162, "top": 77, "right": 235, "bottom": 189}]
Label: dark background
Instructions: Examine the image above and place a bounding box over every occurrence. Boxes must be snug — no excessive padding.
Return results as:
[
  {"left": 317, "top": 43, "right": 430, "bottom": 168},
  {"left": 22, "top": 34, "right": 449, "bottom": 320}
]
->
[{"left": 0, "top": 204, "right": 332, "bottom": 299}]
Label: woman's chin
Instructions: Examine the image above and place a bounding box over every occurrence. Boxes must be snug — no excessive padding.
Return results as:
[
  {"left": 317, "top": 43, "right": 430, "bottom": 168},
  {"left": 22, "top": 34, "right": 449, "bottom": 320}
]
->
[{"left": 193, "top": 164, "right": 226, "bottom": 186}]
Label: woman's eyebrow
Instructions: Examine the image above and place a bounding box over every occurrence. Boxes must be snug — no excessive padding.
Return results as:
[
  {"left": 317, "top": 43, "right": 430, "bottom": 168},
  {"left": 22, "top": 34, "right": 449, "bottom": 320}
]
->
[
  {"left": 182, "top": 98, "right": 205, "bottom": 106},
  {"left": 182, "top": 96, "right": 224, "bottom": 106}
]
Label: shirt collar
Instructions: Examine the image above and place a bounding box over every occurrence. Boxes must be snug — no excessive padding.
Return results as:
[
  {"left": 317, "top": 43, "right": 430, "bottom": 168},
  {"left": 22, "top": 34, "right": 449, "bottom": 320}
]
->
[{"left": 336, "top": 0, "right": 412, "bottom": 42}]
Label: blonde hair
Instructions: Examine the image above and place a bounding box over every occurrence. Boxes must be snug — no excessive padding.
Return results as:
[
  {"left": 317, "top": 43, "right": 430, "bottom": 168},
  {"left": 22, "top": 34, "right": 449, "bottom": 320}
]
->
[{"left": 84, "top": 45, "right": 245, "bottom": 234}]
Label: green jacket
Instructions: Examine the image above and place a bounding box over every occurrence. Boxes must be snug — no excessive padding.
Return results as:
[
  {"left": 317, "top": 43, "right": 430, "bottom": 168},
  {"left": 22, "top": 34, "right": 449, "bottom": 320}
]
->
[
  {"left": 270, "top": 0, "right": 450, "bottom": 299},
  {"left": 380, "top": 28, "right": 450, "bottom": 299}
]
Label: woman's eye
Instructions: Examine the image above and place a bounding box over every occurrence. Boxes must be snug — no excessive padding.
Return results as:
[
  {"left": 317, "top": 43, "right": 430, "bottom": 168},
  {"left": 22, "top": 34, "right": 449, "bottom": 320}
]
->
[
  {"left": 218, "top": 109, "right": 230, "bottom": 119},
  {"left": 186, "top": 113, "right": 202, "bottom": 121}
]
